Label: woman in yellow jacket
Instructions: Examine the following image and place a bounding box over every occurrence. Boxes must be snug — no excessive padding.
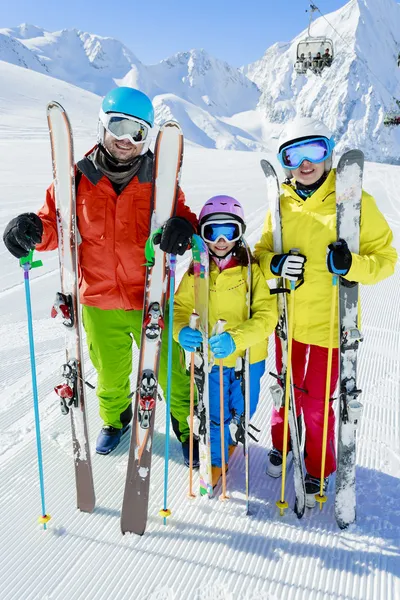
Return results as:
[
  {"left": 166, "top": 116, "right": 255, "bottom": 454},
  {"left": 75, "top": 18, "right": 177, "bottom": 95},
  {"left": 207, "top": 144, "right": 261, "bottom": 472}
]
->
[
  {"left": 174, "top": 196, "right": 277, "bottom": 487},
  {"left": 254, "top": 118, "right": 397, "bottom": 507}
]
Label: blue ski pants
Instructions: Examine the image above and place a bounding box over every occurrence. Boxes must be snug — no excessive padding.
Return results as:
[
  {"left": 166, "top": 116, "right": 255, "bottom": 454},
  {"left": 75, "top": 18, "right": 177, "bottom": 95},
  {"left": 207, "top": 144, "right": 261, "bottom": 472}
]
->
[{"left": 209, "top": 360, "right": 265, "bottom": 467}]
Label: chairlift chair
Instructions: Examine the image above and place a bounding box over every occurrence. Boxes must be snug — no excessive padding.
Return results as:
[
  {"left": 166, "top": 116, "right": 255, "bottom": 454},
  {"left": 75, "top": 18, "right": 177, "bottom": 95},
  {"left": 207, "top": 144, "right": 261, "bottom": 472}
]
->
[
  {"left": 384, "top": 99, "right": 400, "bottom": 126},
  {"left": 294, "top": 3, "right": 334, "bottom": 75}
]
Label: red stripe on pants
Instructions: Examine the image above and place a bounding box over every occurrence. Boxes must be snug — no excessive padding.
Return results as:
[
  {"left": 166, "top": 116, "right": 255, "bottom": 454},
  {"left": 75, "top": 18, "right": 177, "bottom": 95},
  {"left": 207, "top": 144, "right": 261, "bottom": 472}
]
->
[{"left": 272, "top": 334, "right": 339, "bottom": 478}]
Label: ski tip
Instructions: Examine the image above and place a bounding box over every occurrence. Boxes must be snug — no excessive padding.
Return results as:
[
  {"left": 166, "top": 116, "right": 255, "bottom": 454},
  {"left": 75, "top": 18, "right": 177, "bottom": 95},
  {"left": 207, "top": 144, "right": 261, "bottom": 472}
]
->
[
  {"left": 47, "top": 100, "right": 65, "bottom": 114},
  {"left": 260, "top": 159, "right": 277, "bottom": 178},
  {"left": 159, "top": 120, "right": 183, "bottom": 134},
  {"left": 337, "top": 149, "right": 365, "bottom": 169}
]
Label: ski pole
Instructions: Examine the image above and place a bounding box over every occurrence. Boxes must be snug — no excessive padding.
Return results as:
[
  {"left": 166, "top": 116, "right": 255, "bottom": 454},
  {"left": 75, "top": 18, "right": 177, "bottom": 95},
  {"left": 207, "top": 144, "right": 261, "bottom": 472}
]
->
[
  {"left": 277, "top": 279, "right": 296, "bottom": 517},
  {"left": 243, "top": 242, "right": 252, "bottom": 516},
  {"left": 215, "top": 319, "right": 229, "bottom": 502},
  {"left": 20, "top": 251, "right": 51, "bottom": 530},
  {"left": 160, "top": 253, "right": 177, "bottom": 525},
  {"left": 316, "top": 274, "right": 338, "bottom": 509},
  {"left": 187, "top": 312, "right": 199, "bottom": 499}
]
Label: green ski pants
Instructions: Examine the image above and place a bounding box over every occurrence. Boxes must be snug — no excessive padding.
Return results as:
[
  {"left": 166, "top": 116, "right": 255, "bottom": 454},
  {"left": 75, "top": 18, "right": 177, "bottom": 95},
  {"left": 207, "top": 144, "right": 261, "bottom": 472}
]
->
[{"left": 82, "top": 305, "right": 191, "bottom": 442}]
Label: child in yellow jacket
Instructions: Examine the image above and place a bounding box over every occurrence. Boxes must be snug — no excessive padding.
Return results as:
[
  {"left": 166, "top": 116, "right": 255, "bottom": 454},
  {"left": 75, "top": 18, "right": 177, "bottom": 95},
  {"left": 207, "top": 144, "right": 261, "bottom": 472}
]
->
[
  {"left": 254, "top": 117, "right": 397, "bottom": 507},
  {"left": 174, "top": 195, "right": 277, "bottom": 487}
]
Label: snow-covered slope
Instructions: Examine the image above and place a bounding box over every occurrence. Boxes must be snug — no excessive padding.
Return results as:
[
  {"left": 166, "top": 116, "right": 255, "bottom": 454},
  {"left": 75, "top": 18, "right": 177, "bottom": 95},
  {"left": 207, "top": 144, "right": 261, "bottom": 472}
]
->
[
  {"left": 152, "top": 94, "right": 265, "bottom": 151},
  {"left": 0, "top": 59, "right": 265, "bottom": 152},
  {"left": 244, "top": 0, "right": 400, "bottom": 163},
  {"left": 0, "top": 76, "right": 399, "bottom": 600},
  {"left": 0, "top": 61, "right": 100, "bottom": 141}
]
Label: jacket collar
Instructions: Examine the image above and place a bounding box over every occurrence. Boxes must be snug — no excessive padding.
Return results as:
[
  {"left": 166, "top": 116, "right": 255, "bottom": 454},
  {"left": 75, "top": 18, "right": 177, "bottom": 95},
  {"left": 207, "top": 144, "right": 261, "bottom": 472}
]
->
[
  {"left": 282, "top": 169, "right": 336, "bottom": 208},
  {"left": 77, "top": 146, "right": 154, "bottom": 186}
]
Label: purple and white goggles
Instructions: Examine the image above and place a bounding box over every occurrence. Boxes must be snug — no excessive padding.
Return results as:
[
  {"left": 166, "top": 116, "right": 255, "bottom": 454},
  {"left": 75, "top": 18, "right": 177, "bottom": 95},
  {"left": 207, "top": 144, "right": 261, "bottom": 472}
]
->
[
  {"left": 201, "top": 220, "right": 244, "bottom": 243},
  {"left": 100, "top": 110, "right": 150, "bottom": 144},
  {"left": 278, "top": 136, "right": 335, "bottom": 170}
]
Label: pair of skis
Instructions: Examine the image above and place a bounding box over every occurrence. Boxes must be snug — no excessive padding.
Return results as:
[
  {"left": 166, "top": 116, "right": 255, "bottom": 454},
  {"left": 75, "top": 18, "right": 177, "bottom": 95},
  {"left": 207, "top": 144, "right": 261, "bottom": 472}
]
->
[
  {"left": 48, "top": 102, "right": 184, "bottom": 533},
  {"left": 260, "top": 150, "right": 364, "bottom": 528},
  {"left": 190, "top": 236, "right": 253, "bottom": 510}
]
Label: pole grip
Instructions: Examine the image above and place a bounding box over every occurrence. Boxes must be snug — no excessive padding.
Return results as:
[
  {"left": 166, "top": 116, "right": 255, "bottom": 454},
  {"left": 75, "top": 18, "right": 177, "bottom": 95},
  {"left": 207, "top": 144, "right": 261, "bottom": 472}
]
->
[
  {"left": 189, "top": 312, "right": 200, "bottom": 330},
  {"left": 215, "top": 319, "right": 227, "bottom": 335}
]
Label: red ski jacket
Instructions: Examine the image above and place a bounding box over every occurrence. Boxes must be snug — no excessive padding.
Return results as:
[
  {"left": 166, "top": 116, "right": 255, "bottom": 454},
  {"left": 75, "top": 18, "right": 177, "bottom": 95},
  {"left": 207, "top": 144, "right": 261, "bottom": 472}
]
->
[{"left": 36, "top": 149, "right": 197, "bottom": 310}]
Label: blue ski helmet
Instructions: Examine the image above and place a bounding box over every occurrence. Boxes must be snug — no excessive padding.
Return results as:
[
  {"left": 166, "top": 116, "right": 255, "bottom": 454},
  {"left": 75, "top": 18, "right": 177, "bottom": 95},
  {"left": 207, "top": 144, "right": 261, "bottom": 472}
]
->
[
  {"left": 101, "top": 87, "right": 154, "bottom": 126},
  {"left": 98, "top": 87, "right": 154, "bottom": 156}
]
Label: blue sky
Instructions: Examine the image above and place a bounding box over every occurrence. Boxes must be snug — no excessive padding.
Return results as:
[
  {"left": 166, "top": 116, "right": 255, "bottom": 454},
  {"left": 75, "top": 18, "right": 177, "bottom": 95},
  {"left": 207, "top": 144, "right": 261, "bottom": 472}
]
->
[{"left": 5, "top": 0, "right": 347, "bottom": 66}]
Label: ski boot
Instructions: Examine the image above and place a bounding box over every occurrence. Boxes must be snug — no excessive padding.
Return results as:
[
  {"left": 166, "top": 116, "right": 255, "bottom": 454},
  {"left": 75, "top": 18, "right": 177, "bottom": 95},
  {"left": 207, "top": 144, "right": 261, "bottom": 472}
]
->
[
  {"left": 305, "top": 474, "right": 329, "bottom": 508},
  {"left": 96, "top": 424, "right": 130, "bottom": 455},
  {"left": 211, "top": 464, "right": 228, "bottom": 489},
  {"left": 266, "top": 447, "right": 284, "bottom": 478},
  {"left": 182, "top": 438, "right": 200, "bottom": 469}
]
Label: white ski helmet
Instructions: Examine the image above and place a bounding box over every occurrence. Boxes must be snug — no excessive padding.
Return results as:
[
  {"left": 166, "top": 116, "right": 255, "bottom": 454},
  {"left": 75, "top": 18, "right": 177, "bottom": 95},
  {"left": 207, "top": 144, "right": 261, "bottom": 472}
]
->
[{"left": 278, "top": 117, "right": 335, "bottom": 178}]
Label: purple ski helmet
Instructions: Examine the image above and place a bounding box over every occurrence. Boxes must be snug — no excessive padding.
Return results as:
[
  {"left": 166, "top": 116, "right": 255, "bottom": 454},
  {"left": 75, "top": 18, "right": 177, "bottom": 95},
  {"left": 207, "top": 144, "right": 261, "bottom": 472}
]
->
[{"left": 198, "top": 195, "right": 246, "bottom": 229}]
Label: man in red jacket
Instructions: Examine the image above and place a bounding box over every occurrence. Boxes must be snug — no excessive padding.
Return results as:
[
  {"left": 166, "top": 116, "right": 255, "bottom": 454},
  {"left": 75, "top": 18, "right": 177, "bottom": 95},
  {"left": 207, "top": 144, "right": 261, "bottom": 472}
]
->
[{"left": 3, "top": 87, "right": 198, "bottom": 461}]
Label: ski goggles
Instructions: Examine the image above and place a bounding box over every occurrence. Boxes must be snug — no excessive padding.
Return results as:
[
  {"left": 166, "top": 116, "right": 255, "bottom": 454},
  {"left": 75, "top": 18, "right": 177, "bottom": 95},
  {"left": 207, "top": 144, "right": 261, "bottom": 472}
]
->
[
  {"left": 278, "top": 136, "right": 335, "bottom": 170},
  {"left": 201, "top": 220, "right": 243, "bottom": 243},
  {"left": 100, "top": 110, "right": 150, "bottom": 144}
]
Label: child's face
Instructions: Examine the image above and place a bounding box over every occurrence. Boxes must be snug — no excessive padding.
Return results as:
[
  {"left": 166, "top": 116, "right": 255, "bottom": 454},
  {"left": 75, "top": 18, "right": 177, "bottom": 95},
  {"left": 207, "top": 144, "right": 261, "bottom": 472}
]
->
[
  {"left": 207, "top": 237, "right": 236, "bottom": 257},
  {"left": 292, "top": 159, "right": 325, "bottom": 185}
]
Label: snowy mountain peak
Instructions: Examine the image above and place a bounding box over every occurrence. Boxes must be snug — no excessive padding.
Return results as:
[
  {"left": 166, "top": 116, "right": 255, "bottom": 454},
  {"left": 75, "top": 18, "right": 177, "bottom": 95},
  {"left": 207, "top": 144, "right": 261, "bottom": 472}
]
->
[
  {"left": 124, "top": 47, "right": 260, "bottom": 117},
  {"left": 0, "top": 23, "right": 45, "bottom": 39},
  {"left": 78, "top": 31, "right": 141, "bottom": 71},
  {"left": 161, "top": 48, "right": 256, "bottom": 90},
  {"left": 244, "top": 0, "right": 400, "bottom": 163},
  {"left": 0, "top": 31, "right": 49, "bottom": 73},
  {"left": 0, "top": 25, "right": 142, "bottom": 95}
]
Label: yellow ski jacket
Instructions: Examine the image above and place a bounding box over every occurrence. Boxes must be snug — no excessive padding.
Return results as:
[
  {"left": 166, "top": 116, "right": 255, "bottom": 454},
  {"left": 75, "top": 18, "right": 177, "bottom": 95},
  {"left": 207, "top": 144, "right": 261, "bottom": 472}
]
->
[
  {"left": 173, "top": 260, "right": 278, "bottom": 367},
  {"left": 254, "top": 169, "right": 397, "bottom": 348}
]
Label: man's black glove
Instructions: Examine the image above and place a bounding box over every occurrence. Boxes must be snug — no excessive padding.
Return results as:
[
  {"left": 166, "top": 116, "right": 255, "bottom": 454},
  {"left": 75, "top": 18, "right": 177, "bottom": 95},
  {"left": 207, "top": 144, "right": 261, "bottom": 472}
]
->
[
  {"left": 3, "top": 213, "right": 43, "bottom": 259},
  {"left": 159, "top": 217, "right": 194, "bottom": 255},
  {"left": 327, "top": 239, "right": 352, "bottom": 276}
]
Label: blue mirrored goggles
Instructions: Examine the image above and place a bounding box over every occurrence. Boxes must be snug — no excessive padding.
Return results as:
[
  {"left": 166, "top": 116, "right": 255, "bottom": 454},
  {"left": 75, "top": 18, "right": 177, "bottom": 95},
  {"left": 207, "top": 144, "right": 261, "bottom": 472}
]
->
[
  {"left": 278, "top": 137, "right": 335, "bottom": 170},
  {"left": 201, "top": 220, "right": 243, "bottom": 243}
]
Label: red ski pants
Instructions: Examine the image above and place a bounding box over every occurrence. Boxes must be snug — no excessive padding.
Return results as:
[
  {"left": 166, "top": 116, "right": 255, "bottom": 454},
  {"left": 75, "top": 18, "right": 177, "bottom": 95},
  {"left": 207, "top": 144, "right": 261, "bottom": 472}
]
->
[{"left": 271, "top": 335, "right": 339, "bottom": 478}]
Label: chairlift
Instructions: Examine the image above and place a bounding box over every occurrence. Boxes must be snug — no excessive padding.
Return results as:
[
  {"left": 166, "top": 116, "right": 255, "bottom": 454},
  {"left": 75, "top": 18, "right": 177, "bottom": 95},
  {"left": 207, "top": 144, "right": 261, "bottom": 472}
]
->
[{"left": 294, "top": 3, "right": 334, "bottom": 76}]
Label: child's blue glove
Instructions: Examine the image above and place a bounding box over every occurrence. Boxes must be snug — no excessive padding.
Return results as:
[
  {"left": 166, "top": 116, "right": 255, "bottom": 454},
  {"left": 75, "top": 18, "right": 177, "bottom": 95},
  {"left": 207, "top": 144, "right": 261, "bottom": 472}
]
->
[
  {"left": 178, "top": 326, "right": 202, "bottom": 352},
  {"left": 209, "top": 332, "right": 236, "bottom": 359}
]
